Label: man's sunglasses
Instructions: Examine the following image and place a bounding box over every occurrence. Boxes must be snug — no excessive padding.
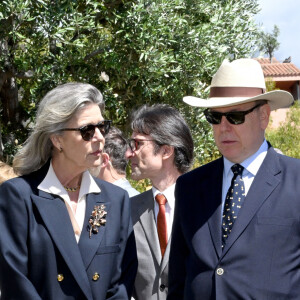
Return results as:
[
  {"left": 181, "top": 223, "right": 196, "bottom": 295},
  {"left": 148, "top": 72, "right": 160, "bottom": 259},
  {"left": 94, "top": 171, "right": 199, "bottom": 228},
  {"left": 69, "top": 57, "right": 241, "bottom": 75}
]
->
[
  {"left": 128, "top": 138, "right": 155, "bottom": 152},
  {"left": 59, "top": 120, "right": 111, "bottom": 141},
  {"left": 204, "top": 103, "right": 264, "bottom": 125}
]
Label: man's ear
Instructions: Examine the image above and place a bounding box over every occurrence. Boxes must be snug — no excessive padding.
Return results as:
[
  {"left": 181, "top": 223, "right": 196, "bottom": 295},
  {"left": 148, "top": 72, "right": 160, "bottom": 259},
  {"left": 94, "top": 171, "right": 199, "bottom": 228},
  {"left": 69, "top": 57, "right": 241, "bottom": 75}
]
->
[
  {"left": 101, "top": 152, "right": 110, "bottom": 167},
  {"left": 161, "top": 145, "right": 174, "bottom": 160},
  {"left": 260, "top": 103, "right": 271, "bottom": 130}
]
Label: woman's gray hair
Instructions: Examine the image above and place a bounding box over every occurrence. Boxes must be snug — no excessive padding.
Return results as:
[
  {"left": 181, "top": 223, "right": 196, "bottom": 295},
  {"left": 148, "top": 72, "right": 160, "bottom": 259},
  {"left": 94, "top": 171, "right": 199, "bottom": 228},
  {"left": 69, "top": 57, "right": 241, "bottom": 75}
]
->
[{"left": 13, "top": 82, "right": 104, "bottom": 175}]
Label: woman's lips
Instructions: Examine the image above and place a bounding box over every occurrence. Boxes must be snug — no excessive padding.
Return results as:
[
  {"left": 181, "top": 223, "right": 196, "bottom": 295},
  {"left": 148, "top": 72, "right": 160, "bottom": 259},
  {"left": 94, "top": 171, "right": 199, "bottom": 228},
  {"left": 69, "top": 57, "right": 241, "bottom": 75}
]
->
[{"left": 91, "top": 150, "right": 102, "bottom": 156}]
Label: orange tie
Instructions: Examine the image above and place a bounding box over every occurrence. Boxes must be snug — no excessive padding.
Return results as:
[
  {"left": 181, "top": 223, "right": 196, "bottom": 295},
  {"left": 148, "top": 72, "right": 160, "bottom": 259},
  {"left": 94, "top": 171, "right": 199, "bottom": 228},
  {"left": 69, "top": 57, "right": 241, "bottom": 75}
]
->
[{"left": 155, "top": 194, "right": 168, "bottom": 257}]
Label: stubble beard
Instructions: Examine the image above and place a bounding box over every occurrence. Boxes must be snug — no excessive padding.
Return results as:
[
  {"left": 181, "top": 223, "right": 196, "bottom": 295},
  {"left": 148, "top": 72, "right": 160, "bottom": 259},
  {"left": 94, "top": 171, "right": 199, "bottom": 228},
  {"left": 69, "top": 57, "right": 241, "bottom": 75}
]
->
[{"left": 130, "top": 167, "right": 143, "bottom": 181}]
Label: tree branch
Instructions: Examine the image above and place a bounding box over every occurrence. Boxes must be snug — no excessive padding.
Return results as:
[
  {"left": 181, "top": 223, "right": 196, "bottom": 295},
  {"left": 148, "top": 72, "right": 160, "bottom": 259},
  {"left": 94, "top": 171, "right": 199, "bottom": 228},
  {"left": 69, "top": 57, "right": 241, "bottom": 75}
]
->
[
  {"left": 84, "top": 48, "right": 105, "bottom": 61},
  {"left": 15, "top": 70, "right": 34, "bottom": 79}
]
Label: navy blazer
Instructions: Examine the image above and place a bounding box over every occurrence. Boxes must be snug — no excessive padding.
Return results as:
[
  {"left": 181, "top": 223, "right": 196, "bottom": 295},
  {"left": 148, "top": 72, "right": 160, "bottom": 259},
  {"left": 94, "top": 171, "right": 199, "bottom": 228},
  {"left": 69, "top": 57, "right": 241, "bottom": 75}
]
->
[
  {"left": 0, "top": 162, "right": 137, "bottom": 300},
  {"left": 168, "top": 147, "right": 300, "bottom": 300}
]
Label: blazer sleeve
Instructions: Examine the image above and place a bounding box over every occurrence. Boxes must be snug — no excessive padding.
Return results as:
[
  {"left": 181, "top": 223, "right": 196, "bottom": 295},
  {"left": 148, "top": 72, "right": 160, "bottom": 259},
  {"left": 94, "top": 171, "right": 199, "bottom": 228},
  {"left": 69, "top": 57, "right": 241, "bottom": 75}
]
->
[
  {"left": 106, "top": 190, "right": 138, "bottom": 299},
  {"left": 0, "top": 179, "right": 42, "bottom": 300}
]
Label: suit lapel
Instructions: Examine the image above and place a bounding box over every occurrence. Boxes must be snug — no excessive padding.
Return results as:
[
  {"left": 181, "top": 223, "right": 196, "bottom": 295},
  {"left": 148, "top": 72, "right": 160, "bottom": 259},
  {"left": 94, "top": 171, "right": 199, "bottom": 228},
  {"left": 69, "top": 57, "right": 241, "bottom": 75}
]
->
[
  {"left": 207, "top": 158, "right": 224, "bottom": 258},
  {"left": 160, "top": 235, "right": 171, "bottom": 274},
  {"left": 138, "top": 190, "right": 162, "bottom": 265},
  {"left": 32, "top": 191, "right": 92, "bottom": 300},
  {"left": 78, "top": 192, "right": 109, "bottom": 268},
  {"left": 222, "top": 148, "right": 281, "bottom": 255}
]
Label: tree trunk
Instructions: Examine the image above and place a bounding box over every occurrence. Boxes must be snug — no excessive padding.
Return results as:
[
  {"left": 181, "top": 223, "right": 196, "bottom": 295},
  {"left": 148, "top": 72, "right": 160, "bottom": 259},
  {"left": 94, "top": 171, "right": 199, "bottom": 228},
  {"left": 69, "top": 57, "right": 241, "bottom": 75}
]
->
[{"left": 0, "top": 76, "right": 19, "bottom": 123}]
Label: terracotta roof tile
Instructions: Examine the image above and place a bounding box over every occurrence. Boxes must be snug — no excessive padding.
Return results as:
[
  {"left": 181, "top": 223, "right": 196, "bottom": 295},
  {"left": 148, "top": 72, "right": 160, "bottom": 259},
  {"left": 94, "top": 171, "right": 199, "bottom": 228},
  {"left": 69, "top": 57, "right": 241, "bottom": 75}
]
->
[
  {"left": 257, "top": 57, "right": 280, "bottom": 64},
  {"left": 255, "top": 58, "right": 300, "bottom": 77}
]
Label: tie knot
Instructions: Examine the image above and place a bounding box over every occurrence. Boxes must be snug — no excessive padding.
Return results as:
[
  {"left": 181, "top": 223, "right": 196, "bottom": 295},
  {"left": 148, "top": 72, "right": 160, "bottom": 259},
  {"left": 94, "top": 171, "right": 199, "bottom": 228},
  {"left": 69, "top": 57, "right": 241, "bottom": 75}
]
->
[
  {"left": 231, "top": 164, "right": 244, "bottom": 176},
  {"left": 155, "top": 194, "right": 167, "bottom": 205}
]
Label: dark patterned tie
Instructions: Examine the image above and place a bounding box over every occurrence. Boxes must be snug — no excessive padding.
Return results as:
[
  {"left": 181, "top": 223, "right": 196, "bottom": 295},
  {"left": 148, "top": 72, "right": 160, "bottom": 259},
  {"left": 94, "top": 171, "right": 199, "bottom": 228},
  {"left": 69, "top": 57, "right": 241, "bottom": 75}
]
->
[
  {"left": 155, "top": 194, "right": 168, "bottom": 257},
  {"left": 222, "top": 164, "right": 245, "bottom": 248}
]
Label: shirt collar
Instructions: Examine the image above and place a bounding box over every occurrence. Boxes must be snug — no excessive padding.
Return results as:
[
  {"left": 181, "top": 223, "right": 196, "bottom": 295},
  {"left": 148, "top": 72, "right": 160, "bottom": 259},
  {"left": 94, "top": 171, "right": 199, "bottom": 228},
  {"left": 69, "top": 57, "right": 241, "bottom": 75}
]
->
[
  {"left": 38, "top": 161, "right": 101, "bottom": 200},
  {"left": 223, "top": 139, "right": 268, "bottom": 177},
  {"left": 152, "top": 183, "right": 176, "bottom": 210},
  {"left": 113, "top": 178, "right": 127, "bottom": 185}
]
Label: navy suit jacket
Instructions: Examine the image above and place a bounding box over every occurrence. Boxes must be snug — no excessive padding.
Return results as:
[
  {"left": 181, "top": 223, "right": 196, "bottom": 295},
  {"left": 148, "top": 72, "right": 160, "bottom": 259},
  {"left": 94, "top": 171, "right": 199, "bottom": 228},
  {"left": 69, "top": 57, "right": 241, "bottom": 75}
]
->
[
  {"left": 0, "top": 162, "right": 137, "bottom": 300},
  {"left": 168, "top": 147, "right": 300, "bottom": 300}
]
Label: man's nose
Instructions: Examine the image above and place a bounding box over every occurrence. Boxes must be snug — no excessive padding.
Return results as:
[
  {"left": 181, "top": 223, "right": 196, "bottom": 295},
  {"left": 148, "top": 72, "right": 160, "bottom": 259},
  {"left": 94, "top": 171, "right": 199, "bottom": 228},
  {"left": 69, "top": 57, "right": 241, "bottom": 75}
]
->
[
  {"left": 219, "top": 116, "right": 232, "bottom": 131},
  {"left": 125, "top": 147, "right": 134, "bottom": 158}
]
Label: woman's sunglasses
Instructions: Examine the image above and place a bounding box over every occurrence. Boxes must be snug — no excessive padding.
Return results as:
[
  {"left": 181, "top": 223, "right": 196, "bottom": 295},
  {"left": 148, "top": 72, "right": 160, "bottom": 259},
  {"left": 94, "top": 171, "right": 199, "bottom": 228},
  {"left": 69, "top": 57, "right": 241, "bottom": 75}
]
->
[
  {"left": 60, "top": 120, "right": 112, "bottom": 141},
  {"left": 204, "top": 103, "right": 264, "bottom": 125}
]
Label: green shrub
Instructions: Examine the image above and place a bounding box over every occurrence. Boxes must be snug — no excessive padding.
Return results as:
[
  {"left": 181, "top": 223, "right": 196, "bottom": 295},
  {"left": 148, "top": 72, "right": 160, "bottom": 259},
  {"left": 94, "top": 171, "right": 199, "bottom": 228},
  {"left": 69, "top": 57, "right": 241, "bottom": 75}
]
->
[{"left": 266, "top": 102, "right": 300, "bottom": 158}]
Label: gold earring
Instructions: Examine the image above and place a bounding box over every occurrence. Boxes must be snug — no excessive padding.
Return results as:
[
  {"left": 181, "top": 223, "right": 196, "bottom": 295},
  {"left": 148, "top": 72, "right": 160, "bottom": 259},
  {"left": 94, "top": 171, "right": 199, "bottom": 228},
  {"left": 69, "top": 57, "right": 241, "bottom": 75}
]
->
[{"left": 59, "top": 146, "right": 63, "bottom": 153}]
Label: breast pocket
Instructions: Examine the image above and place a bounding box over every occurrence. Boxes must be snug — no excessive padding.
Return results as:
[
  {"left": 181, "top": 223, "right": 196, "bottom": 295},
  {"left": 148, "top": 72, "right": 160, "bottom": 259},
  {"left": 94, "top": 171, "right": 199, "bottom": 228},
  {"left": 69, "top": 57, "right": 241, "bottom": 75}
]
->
[
  {"left": 257, "top": 217, "right": 296, "bottom": 226},
  {"left": 96, "top": 244, "right": 121, "bottom": 255},
  {"left": 255, "top": 216, "right": 297, "bottom": 243}
]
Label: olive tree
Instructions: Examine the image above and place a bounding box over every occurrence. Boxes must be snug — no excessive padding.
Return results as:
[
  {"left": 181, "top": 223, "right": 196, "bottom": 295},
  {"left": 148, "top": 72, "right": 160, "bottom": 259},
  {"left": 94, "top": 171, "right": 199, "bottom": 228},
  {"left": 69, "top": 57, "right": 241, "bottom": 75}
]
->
[
  {"left": 0, "top": 0, "right": 261, "bottom": 165},
  {"left": 258, "top": 25, "right": 280, "bottom": 63}
]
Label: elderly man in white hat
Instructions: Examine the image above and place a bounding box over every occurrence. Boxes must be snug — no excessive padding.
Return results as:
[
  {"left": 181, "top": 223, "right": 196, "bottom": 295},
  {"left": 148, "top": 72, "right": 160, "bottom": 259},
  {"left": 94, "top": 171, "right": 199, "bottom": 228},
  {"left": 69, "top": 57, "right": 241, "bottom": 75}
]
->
[{"left": 167, "top": 58, "right": 300, "bottom": 300}]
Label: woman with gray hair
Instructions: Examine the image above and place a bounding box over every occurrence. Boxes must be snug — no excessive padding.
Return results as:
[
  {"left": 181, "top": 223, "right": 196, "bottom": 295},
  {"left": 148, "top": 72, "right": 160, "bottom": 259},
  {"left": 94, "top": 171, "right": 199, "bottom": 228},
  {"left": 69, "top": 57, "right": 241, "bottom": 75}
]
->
[{"left": 0, "top": 82, "right": 137, "bottom": 299}]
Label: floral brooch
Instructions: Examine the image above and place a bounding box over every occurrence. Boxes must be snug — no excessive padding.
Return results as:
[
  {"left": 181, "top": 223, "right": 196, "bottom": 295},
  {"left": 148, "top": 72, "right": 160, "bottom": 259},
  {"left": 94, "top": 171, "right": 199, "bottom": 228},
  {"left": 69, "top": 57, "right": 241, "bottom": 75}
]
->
[{"left": 88, "top": 204, "right": 107, "bottom": 238}]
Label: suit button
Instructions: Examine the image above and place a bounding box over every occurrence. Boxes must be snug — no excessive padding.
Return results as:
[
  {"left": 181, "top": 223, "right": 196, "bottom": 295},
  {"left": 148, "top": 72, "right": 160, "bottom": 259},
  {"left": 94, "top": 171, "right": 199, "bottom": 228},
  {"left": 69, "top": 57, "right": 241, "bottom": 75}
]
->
[
  {"left": 216, "top": 268, "right": 224, "bottom": 276},
  {"left": 160, "top": 284, "right": 166, "bottom": 292},
  {"left": 57, "top": 274, "right": 64, "bottom": 282},
  {"left": 92, "top": 272, "right": 100, "bottom": 281}
]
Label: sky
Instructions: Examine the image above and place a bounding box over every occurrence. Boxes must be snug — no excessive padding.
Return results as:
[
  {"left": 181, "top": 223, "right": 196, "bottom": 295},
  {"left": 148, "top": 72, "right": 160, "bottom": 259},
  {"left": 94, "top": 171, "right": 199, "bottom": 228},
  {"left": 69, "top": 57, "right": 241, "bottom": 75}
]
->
[{"left": 255, "top": 0, "right": 300, "bottom": 68}]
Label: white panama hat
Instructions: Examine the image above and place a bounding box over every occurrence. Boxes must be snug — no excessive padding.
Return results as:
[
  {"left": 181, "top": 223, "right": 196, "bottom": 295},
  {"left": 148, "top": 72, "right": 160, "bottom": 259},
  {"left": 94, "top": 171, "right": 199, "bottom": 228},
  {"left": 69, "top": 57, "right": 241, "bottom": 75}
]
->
[{"left": 183, "top": 58, "right": 294, "bottom": 111}]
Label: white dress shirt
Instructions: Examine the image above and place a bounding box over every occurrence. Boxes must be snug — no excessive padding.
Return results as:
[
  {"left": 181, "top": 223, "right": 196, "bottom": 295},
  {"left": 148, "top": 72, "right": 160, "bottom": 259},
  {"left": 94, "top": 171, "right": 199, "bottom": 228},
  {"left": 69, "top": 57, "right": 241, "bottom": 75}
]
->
[
  {"left": 152, "top": 184, "right": 176, "bottom": 241},
  {"left": 221, "top": 139, "right": 268, "bottom": 216},
  {"left": 113, "top": 178, "right": 140, "bottom": 197},
  {"left": 38, "top": 161, "right": 101, "bottom": 242}
]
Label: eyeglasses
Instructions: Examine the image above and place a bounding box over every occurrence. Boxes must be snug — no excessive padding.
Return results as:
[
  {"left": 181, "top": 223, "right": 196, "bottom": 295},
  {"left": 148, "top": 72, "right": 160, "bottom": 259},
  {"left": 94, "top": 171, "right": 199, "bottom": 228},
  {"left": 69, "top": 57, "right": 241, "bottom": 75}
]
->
[
  {"left": 59, "top": 120, "right": 111, "bottom": 141},
  {"left": 128, "top": 138, "right": 155, "bottom": 152},
  {"left": 204, "top": 103, "right": 264, "bottom": 125}
]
